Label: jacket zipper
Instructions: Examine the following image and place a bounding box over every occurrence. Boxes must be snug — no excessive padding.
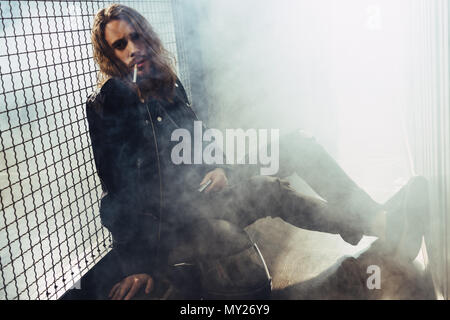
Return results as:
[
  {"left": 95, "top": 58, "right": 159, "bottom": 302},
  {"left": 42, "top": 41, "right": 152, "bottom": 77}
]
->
[
  {"left": 144, "top": 103, "right": 164, "bottom": 243},
  {"left": 137, "top": 157, "right": 142, "bottom": 213}
]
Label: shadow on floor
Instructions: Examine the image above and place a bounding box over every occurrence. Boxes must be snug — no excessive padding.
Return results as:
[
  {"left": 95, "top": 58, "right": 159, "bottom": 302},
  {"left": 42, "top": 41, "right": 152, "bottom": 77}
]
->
[{"left": 268, "top": 239, "right": 436, "bottom": 300}]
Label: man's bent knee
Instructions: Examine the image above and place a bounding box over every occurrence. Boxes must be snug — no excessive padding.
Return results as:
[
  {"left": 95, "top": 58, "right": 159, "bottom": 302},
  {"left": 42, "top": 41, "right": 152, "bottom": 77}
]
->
[
  {"left": 246, "top": 176, "right": 291, "bottom": 200},
  {"left": 198, "top": 243, "right": 272, "bottom": 299}
]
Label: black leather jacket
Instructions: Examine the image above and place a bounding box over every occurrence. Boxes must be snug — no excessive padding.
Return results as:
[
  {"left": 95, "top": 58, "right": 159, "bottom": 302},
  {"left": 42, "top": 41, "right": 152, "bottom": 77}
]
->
[{"left": 85, "top": 78, "right": 230, "bottom": 276}]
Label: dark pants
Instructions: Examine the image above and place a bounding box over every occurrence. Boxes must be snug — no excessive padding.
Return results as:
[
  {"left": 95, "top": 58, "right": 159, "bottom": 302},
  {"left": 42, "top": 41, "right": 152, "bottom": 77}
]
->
[
  {"left": 162, "top": 130, "right": 382, "bottom": 299},
  {"left": 77, "top": 131, "right": 384, "bottom": 299}
]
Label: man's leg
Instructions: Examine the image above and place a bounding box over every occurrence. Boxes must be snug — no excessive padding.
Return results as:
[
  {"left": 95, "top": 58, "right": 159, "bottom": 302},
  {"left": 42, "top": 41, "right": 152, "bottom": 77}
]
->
[
  {"left": 169, "top": 176, "right": 373, "bottom": 299},
  {"left": 161, "top": 218, "right": 272, "bottom": 299},
  {"left": 272, "top": 130, "right": 428, "bottom": 255},
  {"left": 232, "top": 129, "right": 384, "bottom": 244},
  {"left": 202, "top": 175, "right": 373, "bottom": 243}
]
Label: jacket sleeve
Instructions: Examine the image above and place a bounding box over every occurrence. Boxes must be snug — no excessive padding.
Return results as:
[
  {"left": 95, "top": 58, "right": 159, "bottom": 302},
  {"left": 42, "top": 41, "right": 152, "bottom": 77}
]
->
[
  {"left": 86, "top": 79, "right": 155, "bottom": 277},
  {"left": 174, "top": 79, "right": 234, "bottom": 179}
]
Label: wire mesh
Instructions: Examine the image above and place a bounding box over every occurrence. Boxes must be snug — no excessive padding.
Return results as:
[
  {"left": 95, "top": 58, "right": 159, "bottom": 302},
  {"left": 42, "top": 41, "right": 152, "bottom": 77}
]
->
[{"left": 0, "top": 0, "right": 191, "bottom": 300}]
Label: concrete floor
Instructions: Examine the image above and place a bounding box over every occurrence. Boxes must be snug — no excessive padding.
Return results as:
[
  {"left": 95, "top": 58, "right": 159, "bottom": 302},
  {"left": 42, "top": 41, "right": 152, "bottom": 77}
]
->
[
  {"left": 243, "top": 174, "right": 436, "bottom": 300},
  {"left": 246, "top": 218, "right": 435, "bottom": 299}
]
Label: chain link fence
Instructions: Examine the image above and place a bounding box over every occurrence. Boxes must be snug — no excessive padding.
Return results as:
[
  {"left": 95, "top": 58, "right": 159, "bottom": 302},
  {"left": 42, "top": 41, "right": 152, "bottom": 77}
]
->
[{"left": 0, "top": 0, "right": 191, "bottom": 300}]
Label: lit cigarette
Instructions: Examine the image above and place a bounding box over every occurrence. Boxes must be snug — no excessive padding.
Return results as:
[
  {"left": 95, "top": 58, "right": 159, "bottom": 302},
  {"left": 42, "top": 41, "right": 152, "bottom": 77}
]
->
[
  {"left": 132, "top": 64, "right": 137, "bottom": 83},
  {"left": 198, "top": 179, "right": 212, "bottom": 193}
]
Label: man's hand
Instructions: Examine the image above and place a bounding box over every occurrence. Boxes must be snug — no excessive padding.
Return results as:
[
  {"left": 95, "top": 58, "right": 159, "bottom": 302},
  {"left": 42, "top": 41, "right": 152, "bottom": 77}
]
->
[
  {"left": 109, "top": 273, "right": 154, "bottom": 300},
  {"left": 200, "top": 168, "right": 228, "bottom": 193}
]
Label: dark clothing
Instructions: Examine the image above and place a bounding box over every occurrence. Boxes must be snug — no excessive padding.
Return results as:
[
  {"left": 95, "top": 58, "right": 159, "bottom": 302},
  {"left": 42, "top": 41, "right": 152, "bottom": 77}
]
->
[
  {"left": 85, "top": 78, "right": 382, "bottom": 298},
  {"left": 86, "top": 78, "right": 232, "bottom": 276},
  {"left": 231, "top": 130, "right": 383, "bottom": 245}
]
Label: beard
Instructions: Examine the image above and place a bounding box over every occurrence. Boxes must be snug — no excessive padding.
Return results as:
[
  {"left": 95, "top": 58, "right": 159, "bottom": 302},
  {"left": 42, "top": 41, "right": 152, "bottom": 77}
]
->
[{"left": 136, "top": 63, "right": 174, "bottom": 101}]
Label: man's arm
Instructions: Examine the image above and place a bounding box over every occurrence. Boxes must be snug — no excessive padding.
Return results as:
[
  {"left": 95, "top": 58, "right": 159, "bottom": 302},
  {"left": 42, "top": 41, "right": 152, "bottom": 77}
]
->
[
  {"left": 173, "top": 79, "right": 233, "bottom": 192},
  {"left": 85, "top": 80, "right": 157, "bottom": 288},
  {"left": 108, "top": 240, "right": 156, "bottom": 300}
]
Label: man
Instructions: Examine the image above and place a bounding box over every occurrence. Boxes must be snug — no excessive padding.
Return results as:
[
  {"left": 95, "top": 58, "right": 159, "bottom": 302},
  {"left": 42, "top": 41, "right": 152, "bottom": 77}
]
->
[{"left": 86, "top": 4, "right": 428, "bottom": 300}]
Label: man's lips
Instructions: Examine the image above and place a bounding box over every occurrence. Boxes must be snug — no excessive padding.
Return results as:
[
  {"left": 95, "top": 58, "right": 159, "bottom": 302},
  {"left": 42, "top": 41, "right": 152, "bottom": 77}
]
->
[
  {"left": 132, "top": 59, "right": 146, "bottom": 70},
  {"left": 131, "top": 59, "right": 146, "bottom": 72}
]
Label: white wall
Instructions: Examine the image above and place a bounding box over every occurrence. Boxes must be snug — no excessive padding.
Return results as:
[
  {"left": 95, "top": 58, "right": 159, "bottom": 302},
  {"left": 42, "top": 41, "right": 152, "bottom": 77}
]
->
[{"left": 193, "top": 0, "right": 413, "bottom": 202}]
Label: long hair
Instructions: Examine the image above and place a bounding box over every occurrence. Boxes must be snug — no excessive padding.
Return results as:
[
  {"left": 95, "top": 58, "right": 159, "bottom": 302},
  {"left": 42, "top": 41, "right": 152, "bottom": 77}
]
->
[{"left": 91, "top": 4, "right": 177, "bottom": 100}]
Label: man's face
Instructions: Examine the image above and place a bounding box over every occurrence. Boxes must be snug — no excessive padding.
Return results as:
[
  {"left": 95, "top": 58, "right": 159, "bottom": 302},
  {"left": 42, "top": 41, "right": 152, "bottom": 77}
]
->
[{"left": 104, "top": 19, "right": 151, "bottom": 79}]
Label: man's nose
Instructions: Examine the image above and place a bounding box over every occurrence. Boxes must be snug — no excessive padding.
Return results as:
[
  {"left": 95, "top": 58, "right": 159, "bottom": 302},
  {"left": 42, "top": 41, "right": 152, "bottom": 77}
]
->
[{"left": 128, "top": 41, "right": 138, "bottom": 61}]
